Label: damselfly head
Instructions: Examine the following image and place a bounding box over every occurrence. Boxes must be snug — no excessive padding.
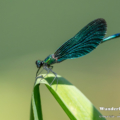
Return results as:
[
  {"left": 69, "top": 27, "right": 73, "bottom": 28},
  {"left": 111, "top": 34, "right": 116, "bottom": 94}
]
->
[{"left": 35, "top": 60, "right": 43, "bottom": 68}]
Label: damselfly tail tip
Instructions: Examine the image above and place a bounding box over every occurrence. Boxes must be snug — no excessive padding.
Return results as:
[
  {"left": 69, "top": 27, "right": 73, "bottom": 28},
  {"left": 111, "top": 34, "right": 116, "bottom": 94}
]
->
[{"left": 115, "top": 33, "right": 120, "bottom": 37}]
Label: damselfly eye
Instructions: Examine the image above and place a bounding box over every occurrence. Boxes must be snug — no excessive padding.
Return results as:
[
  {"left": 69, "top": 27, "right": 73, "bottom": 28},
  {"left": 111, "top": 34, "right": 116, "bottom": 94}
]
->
[{"left": 36, "top": 60, "right": 41, "bottom": 68}]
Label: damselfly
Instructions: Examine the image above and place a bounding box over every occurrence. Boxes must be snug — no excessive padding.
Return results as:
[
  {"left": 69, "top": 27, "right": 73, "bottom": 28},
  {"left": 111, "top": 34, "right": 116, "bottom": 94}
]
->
[{"left": 35, "top": 18, "right": 120, "bottom": 88}]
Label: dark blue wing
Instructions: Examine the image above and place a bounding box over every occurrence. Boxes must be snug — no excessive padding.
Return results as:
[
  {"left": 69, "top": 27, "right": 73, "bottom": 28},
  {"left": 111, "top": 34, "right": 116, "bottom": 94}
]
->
[{"left": 54, "top": 18, "right": 107, "bottom": 62}]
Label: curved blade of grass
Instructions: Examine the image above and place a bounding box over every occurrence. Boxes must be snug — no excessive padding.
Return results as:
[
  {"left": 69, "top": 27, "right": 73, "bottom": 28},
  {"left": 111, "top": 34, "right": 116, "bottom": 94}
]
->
[
  {"left": 30, "top": 76, "right": 43, "bottom": 120},
  {"left": 35, "top": 74, "right": 106, "bottom": 120}
]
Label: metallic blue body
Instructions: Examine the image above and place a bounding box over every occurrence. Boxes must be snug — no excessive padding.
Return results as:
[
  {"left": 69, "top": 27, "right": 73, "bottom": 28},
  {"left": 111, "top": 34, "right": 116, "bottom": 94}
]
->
[{"left": 102, "top": 33, "right": 120, "bottom": 43}]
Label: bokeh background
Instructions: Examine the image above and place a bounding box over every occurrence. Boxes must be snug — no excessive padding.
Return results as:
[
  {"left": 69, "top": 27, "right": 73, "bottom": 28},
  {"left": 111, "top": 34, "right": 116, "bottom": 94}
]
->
[{"left": 0, "top": 0, "right": 120, "bottom": 120}]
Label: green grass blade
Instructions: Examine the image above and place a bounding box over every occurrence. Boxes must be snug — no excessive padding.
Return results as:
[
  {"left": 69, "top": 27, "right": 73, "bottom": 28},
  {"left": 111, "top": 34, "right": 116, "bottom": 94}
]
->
[
  {"left": 30, "top": 80, "right": 43, "bottom": 120},
  {"left": 37, "top": 74, "right": 106, "bottom": 120}
]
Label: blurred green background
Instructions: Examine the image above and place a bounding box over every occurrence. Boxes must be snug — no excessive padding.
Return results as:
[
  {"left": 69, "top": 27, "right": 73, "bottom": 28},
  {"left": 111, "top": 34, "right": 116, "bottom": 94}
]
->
[{"left": 0, "top": 0, "right": 120, "bottom": 120}]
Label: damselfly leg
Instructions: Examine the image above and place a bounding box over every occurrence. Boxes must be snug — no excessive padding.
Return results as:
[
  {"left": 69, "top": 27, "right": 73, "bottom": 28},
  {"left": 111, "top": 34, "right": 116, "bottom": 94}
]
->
[
  {"left": 47, "top": 67, "right": 58, "bottom": 90},
  {"left": 44, "top": 66, "right": 58, "bottom": 87},
  {"left": 36, "top": 66, "right": 50, "bottom": 81},
  {"left": 36, "top": 65, "right": 58, "bottom": 90},
  {"left": 35, "top": 67, "right": 45, "bottom": 85}
]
